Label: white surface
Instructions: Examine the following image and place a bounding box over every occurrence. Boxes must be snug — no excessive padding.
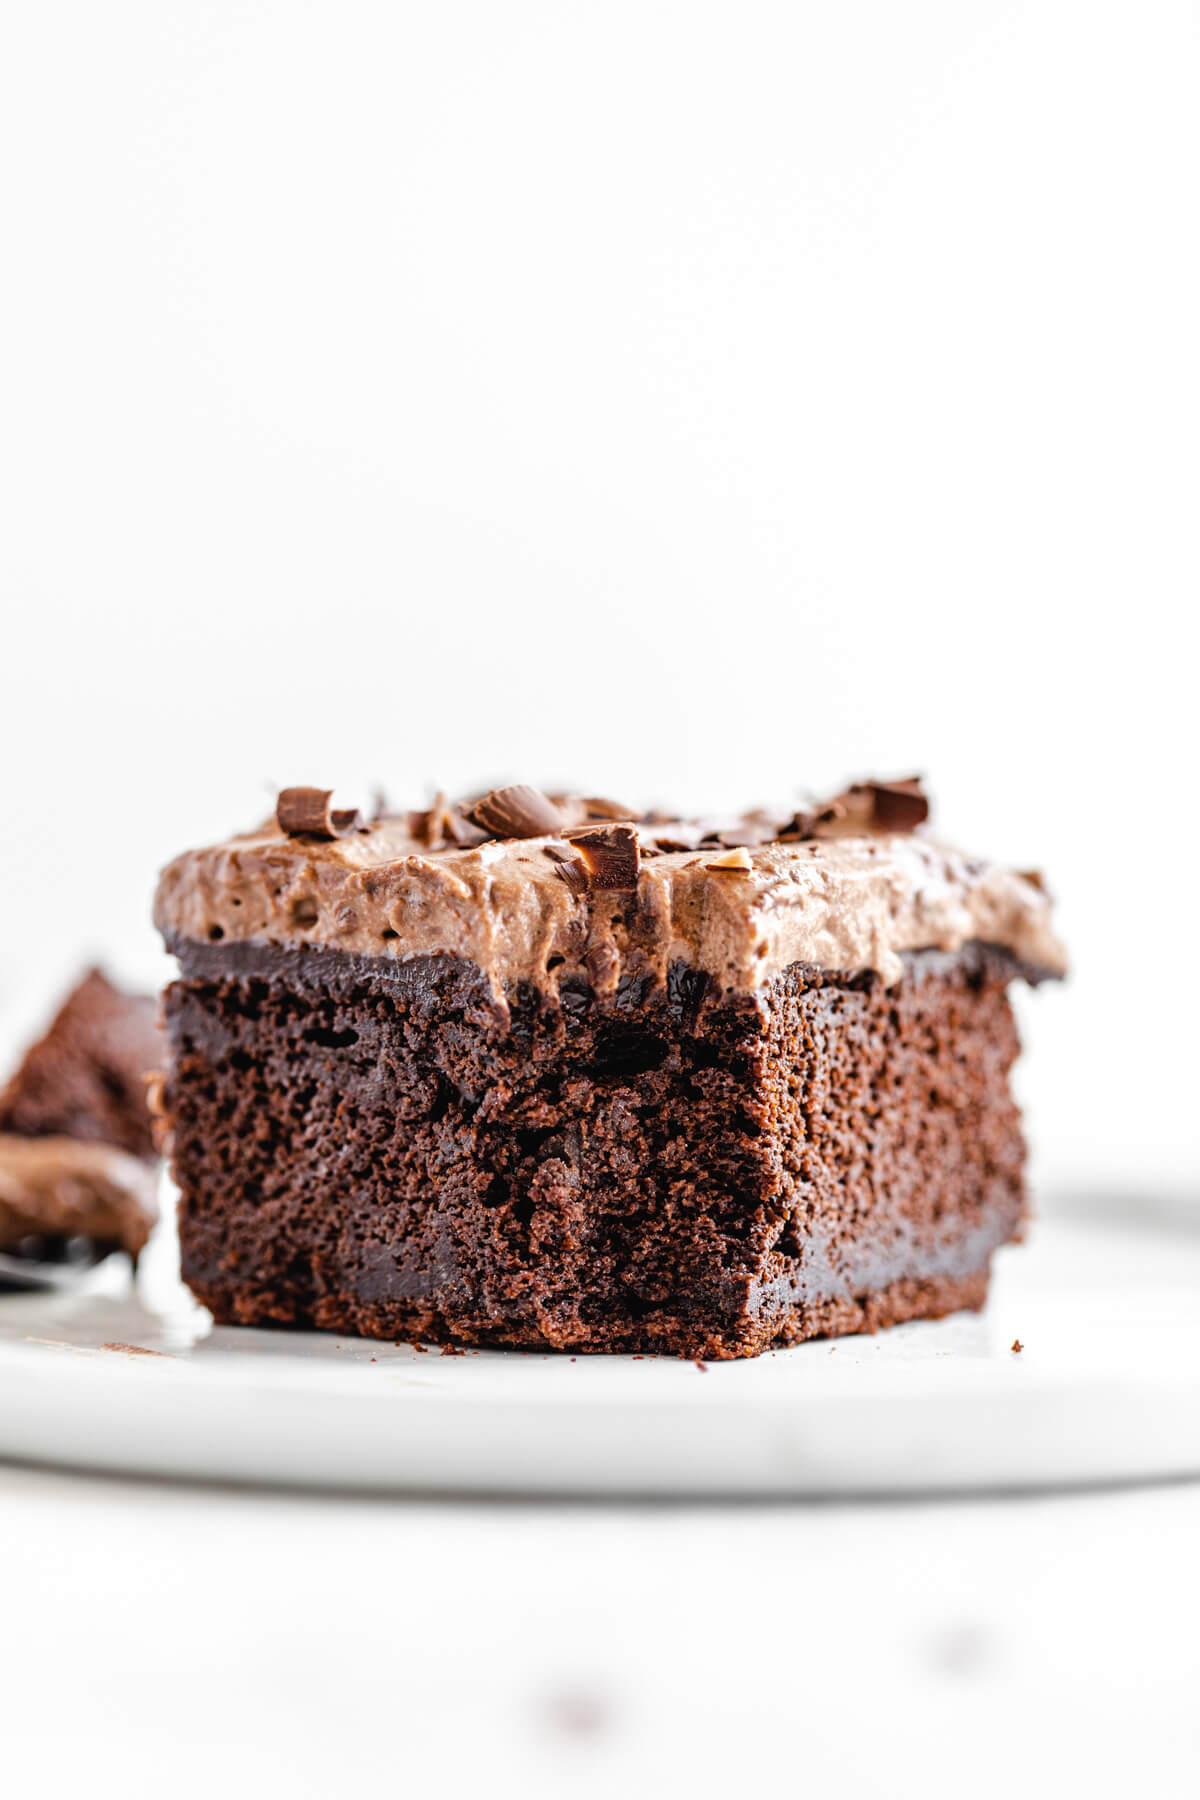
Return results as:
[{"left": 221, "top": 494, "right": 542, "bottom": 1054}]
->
[
  {"left": 3, "top": 1445, "right": 1199, "bottom": 1800},
  {"left": 2, "top": 1209, "right": 1198, "bottom": 1496},
  {"left": 1, "top": 1, "right": 1198, "bottom": 1202}
]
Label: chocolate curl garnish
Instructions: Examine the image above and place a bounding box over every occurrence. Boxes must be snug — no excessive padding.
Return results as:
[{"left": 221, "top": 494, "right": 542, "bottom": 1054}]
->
[
  {"left": 563, "top": 823, "right": 641, "bottom": 891},
  {"left": 408, "top": 792, "right": 487, "bottom": 850},
  {"left": 776, "top": 808, "right": 833, "bottom": 842},
  {"left": 643, "top": 833, "right": 696, "bottom": 854},
  {"left": 545, "top": 794, "right": 643, "bottom": 826},
  {"left": 276, "top": 787, "right": 363, "bottom": 839},
  {"left": 697, "top": 818, "right": 782, "bottom": 851},
  {"left": 543, "top": 844, "right": 590, "bottom": 895},
  {"left": 861, "top": 777, "right": 928, "bottom": 831},
  {"left": 468, "top": 784, "right": 567, "bottom": 840},
  {"left": 579, "top": 796, "right": 638, "bottom": 822},
  {"left": 778, "top": 777, "right": 929, "bottom": 841}
]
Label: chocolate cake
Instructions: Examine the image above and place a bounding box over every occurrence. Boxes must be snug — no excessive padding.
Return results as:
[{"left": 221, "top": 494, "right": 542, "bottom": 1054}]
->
[
  {"left": 154, "top": 781, "right": 1066, "bottom": 1357},
  {"left": 0, "top": 967, "right": 161, "bottom": 1160},
  {"left": 0, "top": 969, "right": 162, "bottom": 1264}
]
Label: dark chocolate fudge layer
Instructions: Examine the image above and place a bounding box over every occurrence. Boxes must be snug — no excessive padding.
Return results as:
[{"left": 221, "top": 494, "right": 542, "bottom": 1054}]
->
[{"left": 155, "top": 783, "right": 1065, "bottom": 1357}]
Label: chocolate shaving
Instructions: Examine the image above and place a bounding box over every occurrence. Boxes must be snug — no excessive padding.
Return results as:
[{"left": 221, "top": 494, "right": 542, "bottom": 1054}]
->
[
  {"left": 408, "top": 792, "right": 487, "bottom": 851},
  {"left": 578, "top": 796, "right": 638, "bottom": 823},
  {"left": 543, "top": 844, "right": 590, "bottom": 896},
  {"left": 644, "top": 833, "right": 695, "bottom": 854},
  {"left": 860, "top": 777, "right": 929, "bottom": 831},
  {"left": 696, "top": 811, "right": 787, "bottom": 850},
  {"left": 698, "top": 826, "right": 767, "bottom": 851},
  {"left": 468, "top": 784, "right": 566, "bottom": 840},
  {"left": 777, "top": 777, "right": 929, "bottom": 841},
  {"left": 544, "top": 793, "right": 638, "bottom": 828},
  {"left": 563, "top": 823, "right": 641, "bottom": 891},
  {"left": 276, "top": 787, "right": 363, "bottom": 839},
  {"left": 777, "top": 804, "right": 842, "bottom": 841},
  {"left": 446, "top": 810, "right": 488, "bottom": 847}
]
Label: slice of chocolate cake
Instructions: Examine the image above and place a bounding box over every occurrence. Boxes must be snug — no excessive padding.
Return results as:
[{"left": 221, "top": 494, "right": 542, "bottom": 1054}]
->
[
  {"left": 0, "top": 969, "right": 163, "bottom": 1265},
  {"left": 153, "top": 781, "right": 1066, "bottom": 1357},
  {"left": 0, "top": 967, "right": 161, "bottom": 1159}
]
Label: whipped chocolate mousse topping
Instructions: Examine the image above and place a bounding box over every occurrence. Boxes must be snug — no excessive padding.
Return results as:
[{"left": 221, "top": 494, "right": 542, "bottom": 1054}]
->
[{"left": 154, "top": 781, "right": 1067, "bottom": 997}]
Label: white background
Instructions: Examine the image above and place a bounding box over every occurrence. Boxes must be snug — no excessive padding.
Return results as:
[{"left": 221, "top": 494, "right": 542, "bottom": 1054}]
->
[
  {"left": 2, "top": 1459, "right": 1198, "bottom": 1800},
  {"left": 1, "top": 10, "right": 1198, "bottom": 1796},
  {"left": 2, "top": 3, "right": 1200, "bottom": 1209},
  {"left": 1, "top": 0, "right": 1197, "bottom": 1196}
]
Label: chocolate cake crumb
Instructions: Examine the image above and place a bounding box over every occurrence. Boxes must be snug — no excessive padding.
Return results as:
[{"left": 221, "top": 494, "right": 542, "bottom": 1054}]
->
[{"left": 1011, "top": 1338, "right": 1024, "bottom": 1353}]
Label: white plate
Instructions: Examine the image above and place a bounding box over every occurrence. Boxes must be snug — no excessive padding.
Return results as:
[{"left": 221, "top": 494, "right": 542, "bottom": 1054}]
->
[{"left": 1, "top": 1201, "right": 1197, "bottom": 1496}]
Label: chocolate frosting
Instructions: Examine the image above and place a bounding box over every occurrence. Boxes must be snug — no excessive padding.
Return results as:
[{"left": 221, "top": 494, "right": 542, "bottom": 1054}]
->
[
  {"left": 154, "top": 802, "right": 1067, "bottom": 1000},
  {"left": 0, "top": 1134, "right": 158, "bottom": 1258}
]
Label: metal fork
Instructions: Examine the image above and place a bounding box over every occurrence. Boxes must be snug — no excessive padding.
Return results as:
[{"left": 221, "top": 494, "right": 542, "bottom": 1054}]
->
[{"left": 0, "top": 1239, "right": 122, "bottom": 1293}]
